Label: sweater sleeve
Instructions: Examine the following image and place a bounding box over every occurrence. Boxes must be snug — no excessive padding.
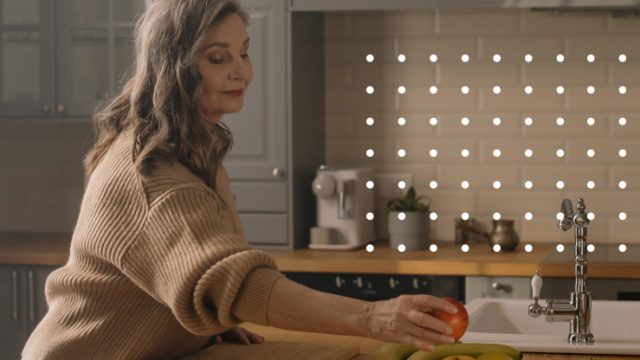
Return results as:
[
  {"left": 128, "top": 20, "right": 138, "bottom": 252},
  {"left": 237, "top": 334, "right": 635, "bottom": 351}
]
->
[{"left": 121, "top": 186, "right": 285, "bottom": 336}]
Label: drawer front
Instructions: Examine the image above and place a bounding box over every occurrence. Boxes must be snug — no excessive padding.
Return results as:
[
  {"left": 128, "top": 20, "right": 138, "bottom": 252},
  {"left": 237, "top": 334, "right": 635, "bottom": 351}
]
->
[
  {"left": 230, "top": 182, "right": 287, "bottom": 212},
  {"left": 239, "top": 213, "right": 288, "bottom": 245},
  {"left": 466, "top": 276, "right": 531, "bottom": 303}
]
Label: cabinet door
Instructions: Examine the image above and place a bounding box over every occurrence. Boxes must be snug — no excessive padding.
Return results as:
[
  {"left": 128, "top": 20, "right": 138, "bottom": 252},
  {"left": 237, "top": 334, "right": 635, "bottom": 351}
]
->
[
  {"left": 0, "top": 0, "right": 54, "bottom": 118},
  {"left": 223, "top": 0, "right": 287, "bottom": 181},
  {"left": 55, "top": 0, "right": 144, "bottom": 117},
  {"left": 27, "top": 265, "right": 57, "bottom": 333},
  {"left": 0, "top": 265, "right": 28, "bottom": 360}
]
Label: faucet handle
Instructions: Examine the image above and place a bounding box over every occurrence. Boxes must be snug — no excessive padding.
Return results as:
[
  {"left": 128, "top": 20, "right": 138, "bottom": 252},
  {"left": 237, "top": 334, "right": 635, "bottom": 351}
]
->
[{"left": 532, "top": 270, "right": 543, "bottom": 299}]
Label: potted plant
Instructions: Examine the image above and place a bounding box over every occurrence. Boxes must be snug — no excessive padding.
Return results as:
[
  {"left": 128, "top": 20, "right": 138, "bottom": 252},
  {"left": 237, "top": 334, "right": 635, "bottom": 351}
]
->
[{"left": 387, "top": 186, "right": 431, "bottom": 251}]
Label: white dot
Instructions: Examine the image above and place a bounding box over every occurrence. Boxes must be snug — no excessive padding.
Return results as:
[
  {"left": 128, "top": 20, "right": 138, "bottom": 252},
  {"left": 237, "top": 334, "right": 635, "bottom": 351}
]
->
[
  {"left": 525, "top": 181, "right": 533, "bottom": 189},
  {"left": 366, "top": 86, "right": 374, "bottom": 94},
  {"left": 619, "top": 212, "right": 627, "bottom": 220},
  {"left": 430, "top": 244, "right": 438, "bottom": 252},
  {"left": 398, "top": 117, "right": 406, "bottom": 126},
  {"left": 525, "top": 212, "right": 533, "bottom": 220},
  {"left": 461, "top": 244, "right": 470, "bottom": 252},
  {"left": 557, "top": 117, "right": 565, "bottom": 126},
  {"left": 587, "top": 181, "right": 595, "bottom": 189},
  {"left": 557, "top": 54, "right": 564, "bottom": 62},
  {"left": 557, "top": 181, "right": 564, "bottom": 189},
  {"left": 430, "top": 86, "right": 438, "bottom": 94},
  {"left": 587, "top": 244, "right": 595, "bottom": 252},
  {"left": 461, "top": 86, "right": 470, "bottom": 94},
  {"left": 461, "top": 181, "right": 469, "bottom": 189},
  {"left": 557, "top": 244, "right": 565, "bottom": 252},
  {"left": 587, "top": 86, "right": 595, "bottom": 94},
  {"left": 398, "top": 181, "right": 406, "bottom": 189},
  {"left": 620, "top": 86, "right": 627, "bottom": 94},
  {"left": 619, "top": 54, "right": 627, "bottom": 63},
  {"left": 619, "top": 117, "right": 627, "bottom": 126},
  {"left": 461, "top": 54, "right": 469, "bottom": 62},
  {"left": 429, "top": 149, "right": 437, "bottom": 157},
  {"left": 430, "top": 181, "right": 438, "bottom": 189},
  {"left": 366, "top": 149, "right": 374, "bottom": 157},
  {"left": 461, "top": 149, "right": 470, "bottom": 157},
  {"left": 398, "top": 212, "right": 406, "bottom": 220},
  {"left": 525, "top": 117, "right": 533, "bottom": 126},
  {"left": 587, "top": 149, "right": 595, "bottom": 157},
  {"left": 493, "top": 86, "right": 501, "bottom": 94},
  {"left": 493, "top": 117, "right": 501, "bottom": 126},
  {"left": 398, "top": 86, "right": 406, "bottom": 94},
  {"left": 366, "top": 181, "right": 374, "bottom": 189},
  {"left": 619, "top": 149, "right": 627, "bottom": 157},
  {"left": 430, "top": 54, "right": 438, "bottom": 62},
  {"left": 366, "top": 244, "right": 374, "bottom": 252},
  {"left": 493, "top": 149, "right": 501, "bottom": 157},
  {"left": 588, "top": 212, "right": 595, "bottom": 220},
  {"left": 525, "top": 149, "right": 533, "bottom": 157},
  {"left": 398, "top": 54, "right": 406, "bottom": 62},
  {"left": 493, "top": 181, "right": 501, "bottom": 189},
  {"left": 619, "top": 244, "right": 627, "bottom": 252},
  {"left": 587, "top": 117, "right": 595, "bottom": 126},
  {"left": 461, "top": 212, "right": 470, "bottom": 220},
  {"left": 366, "top": 54, "right": 374, "bottom": 62},
  {"left": 493, "top": 54, "right": 501, "bottom": 62},
  {"left": 557, "top": 212, "right": 565, "bottom": 221},
  {"left": 493, "top": 212, "right": 501, "bottom": 220},
  {"left": 557, "top": 149, "right": 565, "bottom": 157},
  {"left": 430, "top": 212, "right": 438, "bottom": 220},
  {"left": 461, "top": 117, "right": 470, "bottom": 126},
  {"left": 429, "top": 117, "right": 438, "bottom": 126},
  {"left": 525, "top": 86, "right": 533, "bottom": 94},
  {"left": 525, "top": 54, "right": 533, "bottom": 62},
  {"left": 398, "top": 149, "right": 406, "bottom": 157},
  {"left": 619, "top": 181, "right": 627, "bottom": 189},
  {"left": 557, "top": 86, "right": 565, "bottom": 94},
  {"left": 525, "top": 244, "right": 533, "bottom": 252},
  {"left": 493, "top": 244, "right": 501, "bottom": 252},
  {"left": 366, "top": 212, "right": 374, "bottom": 220},
  {"left": 398, "top": 244, "right": 406, "bottom": 252},
  {"left": 366, "top": 117, "right": 374, "bottom": 126},
  {"left": 587, "top": 54, "right": 595, "bottom": 62}
]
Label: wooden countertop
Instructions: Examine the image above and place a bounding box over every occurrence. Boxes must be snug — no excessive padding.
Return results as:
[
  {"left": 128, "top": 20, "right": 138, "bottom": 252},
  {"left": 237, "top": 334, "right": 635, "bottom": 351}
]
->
[{"left": 1, "top": 232, "right": 639, "bottom": 278}]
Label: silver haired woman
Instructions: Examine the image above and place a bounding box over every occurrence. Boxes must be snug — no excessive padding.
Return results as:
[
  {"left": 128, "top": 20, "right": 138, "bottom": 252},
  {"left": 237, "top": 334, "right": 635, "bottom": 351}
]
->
[{"left": 22, "top": 1, "right": 457, "bottom": 359}]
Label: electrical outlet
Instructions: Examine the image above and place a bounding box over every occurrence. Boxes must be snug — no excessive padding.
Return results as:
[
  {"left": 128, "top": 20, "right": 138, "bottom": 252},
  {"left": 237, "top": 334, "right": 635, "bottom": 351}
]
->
[{"left": 373, "top": 173, "right": 413, "bottom": 198}]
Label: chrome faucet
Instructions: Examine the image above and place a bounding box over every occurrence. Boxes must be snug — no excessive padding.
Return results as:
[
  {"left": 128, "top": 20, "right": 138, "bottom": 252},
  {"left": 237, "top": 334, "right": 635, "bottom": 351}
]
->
[{"left": 528, "top": 198, "right": 594, "bottom": 344}]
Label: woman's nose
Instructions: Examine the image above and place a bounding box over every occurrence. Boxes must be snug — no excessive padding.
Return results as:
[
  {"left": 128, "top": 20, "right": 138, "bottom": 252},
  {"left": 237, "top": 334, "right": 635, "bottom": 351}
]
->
[{"left": 229, "top": 56, "right": 247, "bottom": 81}]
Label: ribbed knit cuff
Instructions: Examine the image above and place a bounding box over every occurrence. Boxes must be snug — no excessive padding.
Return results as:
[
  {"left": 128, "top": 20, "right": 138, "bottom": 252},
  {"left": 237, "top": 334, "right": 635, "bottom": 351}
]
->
[{"left": 231, "top": 267, "right": 285, "bottom": 326}]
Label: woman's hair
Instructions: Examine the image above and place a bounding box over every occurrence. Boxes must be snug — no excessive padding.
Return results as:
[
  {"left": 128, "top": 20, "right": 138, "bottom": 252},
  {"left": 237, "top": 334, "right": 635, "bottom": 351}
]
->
[{"left": 84, "top": 0, "right": 250, "bottom": 196}]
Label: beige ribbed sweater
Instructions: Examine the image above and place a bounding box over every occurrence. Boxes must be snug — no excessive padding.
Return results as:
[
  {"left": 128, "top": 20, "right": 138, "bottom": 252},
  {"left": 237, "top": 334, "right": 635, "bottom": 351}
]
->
[{"left": 22, "top": 129, "right": 285, "bottom": 360}]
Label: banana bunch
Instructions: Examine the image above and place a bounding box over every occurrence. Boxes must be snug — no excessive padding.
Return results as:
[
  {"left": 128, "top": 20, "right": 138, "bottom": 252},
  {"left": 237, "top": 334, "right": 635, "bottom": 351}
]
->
[{"left": 376, "top": 342, "right": 521, "bottom": 360}]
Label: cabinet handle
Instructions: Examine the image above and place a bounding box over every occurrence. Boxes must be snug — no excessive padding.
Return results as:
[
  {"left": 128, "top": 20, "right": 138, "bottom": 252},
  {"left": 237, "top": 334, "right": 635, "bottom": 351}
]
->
[
  {"left": 13, "top": 270, "right": 18, "bottom": 321},
  {"left": 43, "top": 105, "right": 50, "bottom": 114},
  {"left": 56, "top": 104, "right": 65, "bottom": 114},
  {"left": 29, "top": 270, "right": 34, "bottom": 321},
  {"left": 272, "top": 168, "right": 284, "bottom": 178},
  {"left": 492, "top": 282, "right": 512, "bottom": 293}
]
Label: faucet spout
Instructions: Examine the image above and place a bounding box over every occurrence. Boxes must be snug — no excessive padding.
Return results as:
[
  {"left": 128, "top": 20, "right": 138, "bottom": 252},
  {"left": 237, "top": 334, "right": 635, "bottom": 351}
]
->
[{"left": 558, "top": 199, "right": 574, "bottom": 231}]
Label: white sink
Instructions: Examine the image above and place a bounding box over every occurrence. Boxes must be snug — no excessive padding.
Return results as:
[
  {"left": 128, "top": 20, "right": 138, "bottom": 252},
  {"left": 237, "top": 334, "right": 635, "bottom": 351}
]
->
[{"left": 460, "top": 298, "right": 640, "bottom": 355}]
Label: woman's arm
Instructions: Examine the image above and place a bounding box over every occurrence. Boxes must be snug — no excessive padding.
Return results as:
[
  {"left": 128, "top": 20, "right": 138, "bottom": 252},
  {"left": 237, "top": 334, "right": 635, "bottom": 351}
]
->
[{"left": 266, "top": 276, "right": 458, "bottom": 352}]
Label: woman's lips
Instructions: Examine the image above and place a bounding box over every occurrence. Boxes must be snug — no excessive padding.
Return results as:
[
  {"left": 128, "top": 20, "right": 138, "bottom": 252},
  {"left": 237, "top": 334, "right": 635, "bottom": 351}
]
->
[{"left": 224, "top": 89, "right": 244, "bottom": 97}]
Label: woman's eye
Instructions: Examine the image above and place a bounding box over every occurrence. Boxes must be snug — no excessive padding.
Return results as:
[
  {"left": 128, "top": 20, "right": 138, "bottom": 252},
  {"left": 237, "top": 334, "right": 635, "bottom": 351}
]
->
[{"left": 209, "top": 58, "right": 223, "bottom": 64}]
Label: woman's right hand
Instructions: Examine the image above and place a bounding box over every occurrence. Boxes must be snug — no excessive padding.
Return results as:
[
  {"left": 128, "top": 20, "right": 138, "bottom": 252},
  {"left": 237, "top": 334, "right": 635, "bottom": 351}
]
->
[{"left": 361, "top": 294, "right": 459, "bottom": 352}]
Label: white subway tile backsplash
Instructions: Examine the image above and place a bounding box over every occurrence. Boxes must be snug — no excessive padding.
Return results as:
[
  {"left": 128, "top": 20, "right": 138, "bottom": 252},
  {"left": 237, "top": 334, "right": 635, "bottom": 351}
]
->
[
  {"left": 353, "top": 11, "right": 435, "bottom": 37},
  {"left": 438, "top": 114, "right": 520, "bottom": 138},
  {"left": 438, "top": 9, "right": 520, "bottom": 35},
  {"left": 565, "top": 191, "right": 640, "bottom": 217},
  {"left": 522, "top": 217, "right": 572, "bottom": 243},
  {"left": 326, "top": 113, "right": 354, "bottom": 138},
  {"left": 611, "top": 61, "right": 640, "bottom": 85},
  {"left": 480, "top": 139, "right": 565, "bottom": 165},
  {"left": 523, "top": 61, "right": 608, "bottom": 86},
  {"left": 610, "top": 113, "right": 640, "bottom": 138},
  {"left": 610, "top": 166, "right": 640, "bottom": 191},
  {"left": 326, "top": 138, "right": 396, "bottom": 163},
  {"left": 325, "top": 38, "right": 395, "bottom": 63},
  {"left": 398, "top": 87, "right": 478, "bottom": 112},
  {"left": 566, "top": 139, "right": 640, "bottom": 164},
  {"left": 426, "top": 189, "right": 478, "bottom": 214},
  {"left": 480, "top": 35, "right": 564, "bottom": 61},
  {"left": 522, "top": 113, "right": 608, "bottom": 138},
  {"left": 566, "top": 35, "right": 640, "bottom": 60},
  {"left": 521, "top": 11, "right": 608, "bottom": 35},
  {"left": 397, "top": 139, "right": 479, "bottom": 164},
  {"left": 354, "top": 113, "right": 437, "bottom": 138},
  {"left": 566, "top": 86, "right": 640, "bottom": 111},
  {"left": 480, "top": 86, "right": 565, "bottom": 112},
  {"left": 437, "top": 62, "right": 520, "bottom": 86},
  {"left": 326, "top": 87, "right": 397, "bottom": 112},
  {"left": 438, "top": 165, "right": 520, "bottom": 190},
  {"left": 373, "top": 163, "right": 436, "bottom": 188},
  {"left": 326, "top": 63, "right": 353, "bottom": 88},
  {"left": 397, "top": 37, "right": 477, "bottom": 62},
  {"left": 479, "top": 191, "right": 563, "bottom": 217},
  {"left": 522, "top": 166, "right": 608, "bottom": 191},
  {"left": 354, "top": 63, "right": 435, "bottom": 87},
  {"left": 609, "top": 218, "right": 640, "bottom": 244},
  {"left": 610, "top": 17, "right": 640, "bottom": 34}
]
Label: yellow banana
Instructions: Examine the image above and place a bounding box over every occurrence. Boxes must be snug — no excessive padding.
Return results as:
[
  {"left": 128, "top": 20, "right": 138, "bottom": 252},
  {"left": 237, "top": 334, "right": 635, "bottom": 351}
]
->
[
  {"left": 376, "top": 341, "right": 464, "bottom": 360},
  {"left": 406, "top": 343, "right": 521, "bottom": 360}
]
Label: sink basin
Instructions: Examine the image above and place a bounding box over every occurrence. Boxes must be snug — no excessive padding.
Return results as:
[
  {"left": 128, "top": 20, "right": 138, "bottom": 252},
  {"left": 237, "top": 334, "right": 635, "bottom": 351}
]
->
[{"left": 460, "top": 298, "right": 640, "bottom": 355}]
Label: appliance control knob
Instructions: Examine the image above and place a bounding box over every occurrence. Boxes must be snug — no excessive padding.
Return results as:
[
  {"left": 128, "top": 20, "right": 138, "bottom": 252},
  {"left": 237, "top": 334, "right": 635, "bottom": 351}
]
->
[{"left": 312, "top": 174, "right": 336, "bottom": 199}]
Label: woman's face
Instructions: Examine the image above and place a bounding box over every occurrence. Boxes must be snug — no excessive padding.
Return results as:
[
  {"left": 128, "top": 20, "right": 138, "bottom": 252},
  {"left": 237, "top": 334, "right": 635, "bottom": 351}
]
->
[{"left": 197, "top": 13, "right": 253, "bottom": 124}]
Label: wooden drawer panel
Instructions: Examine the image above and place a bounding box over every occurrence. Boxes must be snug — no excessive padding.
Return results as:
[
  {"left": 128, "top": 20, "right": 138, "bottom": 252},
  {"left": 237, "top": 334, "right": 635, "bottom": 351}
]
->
[
  {"left": 230, "top": 182, "right": 287, "bottom": 213},
  {"left": 239, "top": 213, "right": 288, "bottom": 245}
]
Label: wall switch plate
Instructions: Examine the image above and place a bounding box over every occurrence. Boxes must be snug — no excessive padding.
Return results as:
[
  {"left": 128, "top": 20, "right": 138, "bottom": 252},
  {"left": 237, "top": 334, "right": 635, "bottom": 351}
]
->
[{"left": 373, "top": 173, "right": 413, "bottom": 198}]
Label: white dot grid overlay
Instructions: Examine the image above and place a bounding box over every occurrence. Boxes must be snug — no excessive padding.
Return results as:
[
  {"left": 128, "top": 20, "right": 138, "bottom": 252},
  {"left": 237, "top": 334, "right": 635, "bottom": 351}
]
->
[{"left": 325, "top": 9, "right": 637, "bottom": 244}]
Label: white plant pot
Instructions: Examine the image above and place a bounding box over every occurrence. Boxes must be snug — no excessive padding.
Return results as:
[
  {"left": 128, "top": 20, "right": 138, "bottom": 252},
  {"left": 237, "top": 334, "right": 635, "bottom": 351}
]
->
[{"left": 388, "top": 211, "right": 430, "bottom": 251}]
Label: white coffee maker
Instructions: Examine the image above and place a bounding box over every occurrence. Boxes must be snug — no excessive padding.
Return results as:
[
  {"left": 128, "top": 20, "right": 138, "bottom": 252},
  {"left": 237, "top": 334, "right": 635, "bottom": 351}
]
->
[{"left": 309, "top": 166, "right": 375, "bottom": 250}]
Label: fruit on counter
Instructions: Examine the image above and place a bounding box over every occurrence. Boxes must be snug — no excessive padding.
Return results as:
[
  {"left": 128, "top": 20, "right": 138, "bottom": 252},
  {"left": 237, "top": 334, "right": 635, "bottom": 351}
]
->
[
  {"left": 376, "top": 340, "right": 463, "bottom": 360},
  {"left": 476, "top": 352, "right": 514, "bottom": 360},
  {"left": 405, "top": 343, "right": 521, "bottom": 360},
  {"left": 426, "top": 298, "right": 469, "bottom": 341},
  {"left": 442, "top": 355, "right": 476, "bottom": 360}
]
